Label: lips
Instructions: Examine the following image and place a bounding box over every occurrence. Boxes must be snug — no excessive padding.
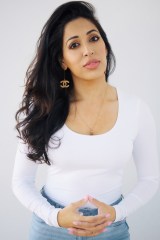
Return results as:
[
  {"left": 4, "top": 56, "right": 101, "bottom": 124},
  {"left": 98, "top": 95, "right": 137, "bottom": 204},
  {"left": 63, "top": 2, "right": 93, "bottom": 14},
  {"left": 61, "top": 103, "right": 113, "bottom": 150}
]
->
[
  {"left": 83, "top": 59, "right": 100, "bottom": 69},
  {"left": 83, "top": 59, "right": 100, "bottom": 67}
]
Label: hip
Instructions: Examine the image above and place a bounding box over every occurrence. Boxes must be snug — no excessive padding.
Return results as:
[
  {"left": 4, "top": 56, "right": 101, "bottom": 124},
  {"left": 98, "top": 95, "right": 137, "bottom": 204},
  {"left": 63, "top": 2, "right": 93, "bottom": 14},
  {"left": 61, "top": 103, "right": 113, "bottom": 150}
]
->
[{"left": 28, "top": 188, "right": 130, "bottom": 240}]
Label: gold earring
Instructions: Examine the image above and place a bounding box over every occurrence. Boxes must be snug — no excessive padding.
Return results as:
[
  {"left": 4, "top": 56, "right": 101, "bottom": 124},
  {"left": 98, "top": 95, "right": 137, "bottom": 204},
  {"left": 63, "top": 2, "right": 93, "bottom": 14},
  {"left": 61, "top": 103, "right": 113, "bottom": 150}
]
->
[{"left": 60, "top": 70, "right": 69, "bottom": 88}]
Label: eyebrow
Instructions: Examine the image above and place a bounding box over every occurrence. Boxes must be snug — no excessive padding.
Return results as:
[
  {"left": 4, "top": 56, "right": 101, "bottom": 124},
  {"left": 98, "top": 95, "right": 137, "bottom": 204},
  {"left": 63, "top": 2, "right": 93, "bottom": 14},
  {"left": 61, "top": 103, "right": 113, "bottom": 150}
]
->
[{"left": 66, "top": 29, "right": 99, "bottom": 44}]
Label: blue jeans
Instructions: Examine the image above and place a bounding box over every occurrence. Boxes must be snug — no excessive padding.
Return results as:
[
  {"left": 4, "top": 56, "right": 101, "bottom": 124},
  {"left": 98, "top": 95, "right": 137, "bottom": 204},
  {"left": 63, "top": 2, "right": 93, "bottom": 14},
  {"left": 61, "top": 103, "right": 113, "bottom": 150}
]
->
[{"left": 29, "top": 188, "right": 130, "bottom": 240}]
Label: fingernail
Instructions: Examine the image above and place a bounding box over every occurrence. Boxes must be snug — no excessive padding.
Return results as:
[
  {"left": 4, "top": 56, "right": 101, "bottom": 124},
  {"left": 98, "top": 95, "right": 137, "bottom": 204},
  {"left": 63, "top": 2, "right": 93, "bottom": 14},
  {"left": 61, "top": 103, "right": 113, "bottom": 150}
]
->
[
  {"left": 106, "top": 213, "right": 111, "bottom": 218},
  {"left": 73, "top": 221, "right": 78, "bottom": 225},
  {"left": 68, "top": 228, "right": 74, "bottom": 234},
  {"left": 107, "top": 221, "right": 112, "bottom": 226},
  {"left": 83, "top": 195, "right": 89, "bottom": 201},
  {"left": 68, "top": 228, "right": 73, "bottom": 231},
  {"left": 88, "top": 195, "right": 93, "bottom": 201}
]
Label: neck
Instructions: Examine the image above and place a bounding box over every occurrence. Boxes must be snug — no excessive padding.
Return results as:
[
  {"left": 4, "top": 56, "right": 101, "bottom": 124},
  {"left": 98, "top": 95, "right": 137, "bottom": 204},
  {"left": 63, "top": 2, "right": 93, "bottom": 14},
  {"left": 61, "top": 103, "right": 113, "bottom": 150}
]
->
[{"left": 71, "top": 78, "right": 108, "bottom": 103}]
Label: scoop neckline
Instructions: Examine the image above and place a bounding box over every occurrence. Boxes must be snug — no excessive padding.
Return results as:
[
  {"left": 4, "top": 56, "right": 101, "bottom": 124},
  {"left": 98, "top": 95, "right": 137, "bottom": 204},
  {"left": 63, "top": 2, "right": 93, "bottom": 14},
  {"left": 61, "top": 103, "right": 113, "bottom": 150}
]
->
[{"left": 64, "top": 87, "right": 121, "bottom": 137}]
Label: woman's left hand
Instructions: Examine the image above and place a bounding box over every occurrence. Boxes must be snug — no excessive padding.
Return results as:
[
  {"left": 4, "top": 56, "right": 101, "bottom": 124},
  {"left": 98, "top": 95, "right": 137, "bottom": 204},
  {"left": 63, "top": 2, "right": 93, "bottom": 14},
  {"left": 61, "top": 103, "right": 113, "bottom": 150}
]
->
[
  {"left": 88, "top": 196, "right": 116, "bottom": 222},
  {"left": 70, "top": 196, "right": 116, "bottom": 236}
]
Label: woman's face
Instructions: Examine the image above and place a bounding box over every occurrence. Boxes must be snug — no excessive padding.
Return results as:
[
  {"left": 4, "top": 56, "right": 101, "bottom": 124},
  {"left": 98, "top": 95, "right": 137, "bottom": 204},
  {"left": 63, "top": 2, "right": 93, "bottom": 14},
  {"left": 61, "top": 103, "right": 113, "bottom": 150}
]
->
[{"left": 62, "top": 17, "right": 107, "bottom": 82}]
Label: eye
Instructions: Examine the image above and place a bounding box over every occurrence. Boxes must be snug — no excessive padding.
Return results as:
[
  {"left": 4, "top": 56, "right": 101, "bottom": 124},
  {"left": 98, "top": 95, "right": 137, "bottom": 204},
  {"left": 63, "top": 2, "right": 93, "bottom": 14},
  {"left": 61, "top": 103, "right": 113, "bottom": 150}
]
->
[
  {"left": 68, "top": 35, "right": 100, "bottom": 49},
  {"left": 90, "top": 35, "right": 100, "bottom": 42},
  {"left": 69, "top": 42, "right": 80, "bottom": 49}
]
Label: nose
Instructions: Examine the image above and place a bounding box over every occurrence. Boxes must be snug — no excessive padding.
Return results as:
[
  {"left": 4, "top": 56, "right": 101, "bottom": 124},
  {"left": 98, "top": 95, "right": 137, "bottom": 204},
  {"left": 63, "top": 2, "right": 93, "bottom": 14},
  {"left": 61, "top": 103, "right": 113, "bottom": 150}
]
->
[{"left": 83, "top": 45, "right": 94, "bottom": 57}]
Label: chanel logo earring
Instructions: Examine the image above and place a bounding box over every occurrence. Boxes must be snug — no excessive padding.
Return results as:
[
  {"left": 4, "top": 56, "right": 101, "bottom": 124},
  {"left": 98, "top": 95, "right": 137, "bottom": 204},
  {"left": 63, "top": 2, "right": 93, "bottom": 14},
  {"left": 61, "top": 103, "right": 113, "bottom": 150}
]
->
[{"left": 60, "top": 69, "right": 69, "bottom": 88}]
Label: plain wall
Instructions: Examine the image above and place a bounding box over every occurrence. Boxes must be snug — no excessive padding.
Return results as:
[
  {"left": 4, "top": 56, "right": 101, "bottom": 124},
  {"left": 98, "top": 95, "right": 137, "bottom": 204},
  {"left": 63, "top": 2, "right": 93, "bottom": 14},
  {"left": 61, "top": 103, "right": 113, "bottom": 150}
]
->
[{"left": 0, "top": 0, "right": 160, "bottom": 239}]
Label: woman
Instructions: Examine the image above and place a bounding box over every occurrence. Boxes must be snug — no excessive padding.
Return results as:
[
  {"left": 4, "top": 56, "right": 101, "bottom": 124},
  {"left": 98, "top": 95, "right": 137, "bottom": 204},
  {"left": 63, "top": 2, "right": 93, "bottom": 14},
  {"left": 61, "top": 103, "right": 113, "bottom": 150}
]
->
[{"left": 12, "top": 1, "right": 159, "bottom": 240}]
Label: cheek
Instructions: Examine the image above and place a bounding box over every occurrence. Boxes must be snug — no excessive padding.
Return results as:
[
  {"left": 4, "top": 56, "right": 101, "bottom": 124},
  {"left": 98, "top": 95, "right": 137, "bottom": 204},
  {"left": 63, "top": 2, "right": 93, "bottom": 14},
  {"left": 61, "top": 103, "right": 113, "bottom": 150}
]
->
[
  {"left": 99, "top": 45, "right": 107, "bottom": 64},
  {"left": 99, "top": 44, "right": 107, "bottom": 56},
  {"left": 64, "top": 52, "right": 81, "bottom": 70}
]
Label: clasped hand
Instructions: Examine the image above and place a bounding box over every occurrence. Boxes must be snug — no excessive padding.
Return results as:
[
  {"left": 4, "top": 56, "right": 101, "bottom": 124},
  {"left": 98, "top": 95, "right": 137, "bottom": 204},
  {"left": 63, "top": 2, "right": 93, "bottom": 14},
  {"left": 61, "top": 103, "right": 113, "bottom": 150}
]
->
[{"left": 57, "top": 195, "right": 116, "bottom": 237}]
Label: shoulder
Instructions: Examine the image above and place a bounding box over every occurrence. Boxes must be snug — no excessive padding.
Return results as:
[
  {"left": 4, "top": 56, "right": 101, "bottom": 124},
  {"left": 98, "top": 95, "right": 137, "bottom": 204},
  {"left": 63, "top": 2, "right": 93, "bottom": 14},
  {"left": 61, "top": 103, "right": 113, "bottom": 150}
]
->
[
  {"left": 117, "top": 87, "right": 151, "bottom": 110},
  {"left": 117, "top": 87, "right": 140, "bottom": 103},
  {"left": 117, "top": 87, "right": 155, "bottom": 123},
  {"left": 116, "top": 87, "right": 141, "bottom": 115}
]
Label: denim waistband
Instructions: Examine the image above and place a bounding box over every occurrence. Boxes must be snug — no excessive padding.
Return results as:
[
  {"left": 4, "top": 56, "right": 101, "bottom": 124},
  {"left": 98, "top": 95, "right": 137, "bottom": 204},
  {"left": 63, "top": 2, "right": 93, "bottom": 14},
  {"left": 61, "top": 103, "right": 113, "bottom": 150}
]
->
[{"left": 41, "top": 187, "right": 123, "bottom": 216}]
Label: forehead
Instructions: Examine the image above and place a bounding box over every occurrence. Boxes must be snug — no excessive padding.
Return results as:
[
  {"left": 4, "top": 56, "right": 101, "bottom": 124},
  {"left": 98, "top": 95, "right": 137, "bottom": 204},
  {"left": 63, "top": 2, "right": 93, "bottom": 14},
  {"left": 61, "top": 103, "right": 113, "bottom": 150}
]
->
[{"left": 63, "top": 17, "right": 98, "bottom": 39}]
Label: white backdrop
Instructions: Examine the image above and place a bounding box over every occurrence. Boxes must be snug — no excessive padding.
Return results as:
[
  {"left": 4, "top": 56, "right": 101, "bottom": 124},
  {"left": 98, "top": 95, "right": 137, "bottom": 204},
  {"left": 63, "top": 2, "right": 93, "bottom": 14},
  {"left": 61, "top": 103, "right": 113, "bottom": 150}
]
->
[{"left": 0, "top": 0, "right": 160, "bottom": 239}]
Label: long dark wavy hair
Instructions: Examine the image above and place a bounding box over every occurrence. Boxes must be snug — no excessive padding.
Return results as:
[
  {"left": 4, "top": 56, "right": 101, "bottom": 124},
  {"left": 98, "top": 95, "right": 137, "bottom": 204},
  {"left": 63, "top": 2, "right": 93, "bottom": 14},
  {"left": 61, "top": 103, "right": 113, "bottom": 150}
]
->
[{"left": 15, "top": 1, "right": 116, "bottom": 165}]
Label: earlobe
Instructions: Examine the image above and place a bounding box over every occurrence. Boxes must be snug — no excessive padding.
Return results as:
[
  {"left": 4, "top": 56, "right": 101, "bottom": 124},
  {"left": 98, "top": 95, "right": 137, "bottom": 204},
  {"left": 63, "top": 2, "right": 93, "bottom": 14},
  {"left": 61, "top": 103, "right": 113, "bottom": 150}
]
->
[
  {"left": 62, "top": 64, "right": 68, "bottom": 71},
  {"left": 61, "top": 60, "right": 68, "bottom": 70},
  {"left": 58, "top": 57, "right": 67, "bottom": 70}
]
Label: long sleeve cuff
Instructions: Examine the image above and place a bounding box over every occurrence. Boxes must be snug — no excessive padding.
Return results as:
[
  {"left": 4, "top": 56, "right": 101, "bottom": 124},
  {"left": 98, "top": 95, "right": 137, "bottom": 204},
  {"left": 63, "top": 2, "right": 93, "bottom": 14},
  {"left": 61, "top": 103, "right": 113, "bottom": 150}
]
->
[
  {"left": 113, "top": 204, "right": 126, "bottom": 222},
  {"left": 48, "top": 208, "right": 62, "bottom": 227}
]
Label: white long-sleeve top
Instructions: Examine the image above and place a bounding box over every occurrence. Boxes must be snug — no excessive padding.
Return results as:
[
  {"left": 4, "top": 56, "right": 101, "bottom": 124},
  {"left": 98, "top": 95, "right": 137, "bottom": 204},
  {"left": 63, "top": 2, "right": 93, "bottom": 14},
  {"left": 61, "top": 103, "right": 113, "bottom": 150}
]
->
[{"left": 12, "top": 88, "right": 159, "bottom": 227}]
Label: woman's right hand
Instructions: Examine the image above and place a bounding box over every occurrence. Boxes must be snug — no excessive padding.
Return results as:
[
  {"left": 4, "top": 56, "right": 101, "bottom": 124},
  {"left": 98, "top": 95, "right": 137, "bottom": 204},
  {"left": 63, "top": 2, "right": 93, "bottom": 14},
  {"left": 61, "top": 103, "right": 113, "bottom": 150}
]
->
[{"left": 57, "top": 198, "right": 110, "bottom": 237}]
